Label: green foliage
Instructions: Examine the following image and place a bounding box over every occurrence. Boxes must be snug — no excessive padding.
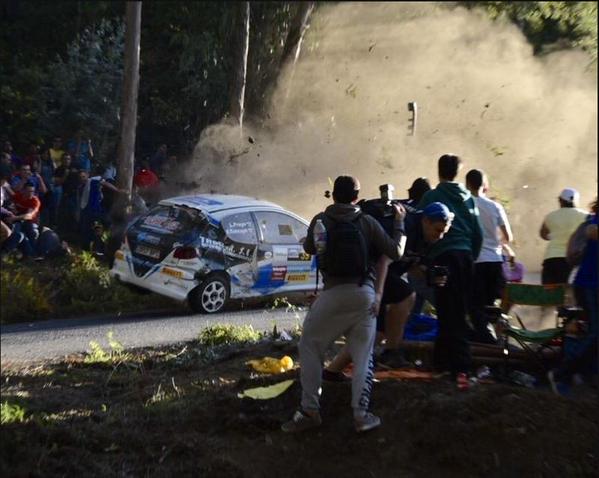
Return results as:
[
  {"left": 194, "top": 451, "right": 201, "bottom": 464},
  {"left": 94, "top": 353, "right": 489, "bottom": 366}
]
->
[
  {"left": 1, "top": 401, "right": 27, "bottom": 424},
  {"left": 36, "top": 19, "right": 125, "bottom": 162},
  {"left": 198, "top": 324, "right": 263, "bottom": 347},
  {"left": 84, "top": 331, "right": 129, "bottom": 365},
  {"left": 0, "top": 251, "right": 176, "bottom": 323},
  {"left": 465, "top": 1, "right": 597, "bottom": 60},
  {"left": 0, "top": 266, "right": 52, "bottom": 323}
]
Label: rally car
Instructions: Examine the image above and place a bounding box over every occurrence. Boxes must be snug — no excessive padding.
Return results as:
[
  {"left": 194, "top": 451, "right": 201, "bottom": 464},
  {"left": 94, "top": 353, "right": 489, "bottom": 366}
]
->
[{"left": 110, "top": 194, "right": 318, "bottom": 313}]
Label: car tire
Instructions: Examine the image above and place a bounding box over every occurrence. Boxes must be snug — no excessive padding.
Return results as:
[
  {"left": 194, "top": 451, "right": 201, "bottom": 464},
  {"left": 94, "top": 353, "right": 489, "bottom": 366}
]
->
[{"left": 189, "top": 273, "right": 230, "bottom": 314}]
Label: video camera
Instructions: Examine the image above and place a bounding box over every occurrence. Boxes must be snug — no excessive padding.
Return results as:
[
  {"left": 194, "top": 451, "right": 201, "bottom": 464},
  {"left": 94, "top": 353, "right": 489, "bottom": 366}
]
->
[{"left": 359, "top": 184, "right": 421, "bottom": 219}]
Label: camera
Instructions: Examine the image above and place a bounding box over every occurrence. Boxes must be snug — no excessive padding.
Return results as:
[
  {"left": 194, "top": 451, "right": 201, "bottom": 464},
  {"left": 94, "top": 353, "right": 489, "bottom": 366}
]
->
[{"left": 426, "top": 265, "right": 449, "bottom": 287}]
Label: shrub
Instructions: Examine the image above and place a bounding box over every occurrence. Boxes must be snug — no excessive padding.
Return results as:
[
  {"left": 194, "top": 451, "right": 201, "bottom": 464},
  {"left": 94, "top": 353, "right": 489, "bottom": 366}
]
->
[{"left": 0, "top": 267, "right": 52, "bottom": 323}]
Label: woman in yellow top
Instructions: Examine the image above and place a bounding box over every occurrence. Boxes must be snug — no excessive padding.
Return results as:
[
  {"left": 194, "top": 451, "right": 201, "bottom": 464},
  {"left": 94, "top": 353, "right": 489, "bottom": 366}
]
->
[{"left": 539, "top": 188, "right": 588, "bottom": 284}]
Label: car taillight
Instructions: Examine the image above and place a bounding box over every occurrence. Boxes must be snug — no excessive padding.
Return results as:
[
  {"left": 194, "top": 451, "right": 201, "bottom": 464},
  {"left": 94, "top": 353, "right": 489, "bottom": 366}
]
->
[{"left": 173, "top": 247, "right": 198, "bottom": 260}]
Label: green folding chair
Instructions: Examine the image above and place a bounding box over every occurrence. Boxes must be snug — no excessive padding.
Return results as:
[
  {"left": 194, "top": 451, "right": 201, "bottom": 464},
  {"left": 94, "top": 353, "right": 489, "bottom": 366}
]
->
[{"left": 498, "top": 283, "right": 567, "bottom": 372}]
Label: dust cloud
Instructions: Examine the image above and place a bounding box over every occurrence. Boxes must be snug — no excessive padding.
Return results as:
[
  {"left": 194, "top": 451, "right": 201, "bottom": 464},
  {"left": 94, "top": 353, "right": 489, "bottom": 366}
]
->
[{"left": 180, "top": 2, "right": 597, "bottom": 271}]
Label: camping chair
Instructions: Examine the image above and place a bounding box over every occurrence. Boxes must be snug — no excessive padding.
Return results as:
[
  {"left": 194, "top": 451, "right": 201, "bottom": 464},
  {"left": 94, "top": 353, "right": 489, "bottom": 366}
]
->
[{"left": 497, "top": 283, "right": 568, "bottom": 373}]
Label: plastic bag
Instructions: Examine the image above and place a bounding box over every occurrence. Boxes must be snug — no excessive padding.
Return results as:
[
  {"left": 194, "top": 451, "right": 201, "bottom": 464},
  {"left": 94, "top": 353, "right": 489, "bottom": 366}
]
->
[{"left": 245, "top": 356, "right": 294, "bottom": 374}]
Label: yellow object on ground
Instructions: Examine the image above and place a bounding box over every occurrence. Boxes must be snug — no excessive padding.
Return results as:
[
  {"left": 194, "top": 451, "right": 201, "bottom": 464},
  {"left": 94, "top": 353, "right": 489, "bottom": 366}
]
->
[
  {"left": 237, "top": 379, "right": 295, "bottom": 400},
  {"left": 245, "top": 356, "right": 294, "bottom": 374}
]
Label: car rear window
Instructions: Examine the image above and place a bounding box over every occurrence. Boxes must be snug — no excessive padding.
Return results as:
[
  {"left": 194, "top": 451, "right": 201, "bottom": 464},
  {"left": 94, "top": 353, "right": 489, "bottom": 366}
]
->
[{"left": 136, "top": 205, "right": 204, "bottom": 235}]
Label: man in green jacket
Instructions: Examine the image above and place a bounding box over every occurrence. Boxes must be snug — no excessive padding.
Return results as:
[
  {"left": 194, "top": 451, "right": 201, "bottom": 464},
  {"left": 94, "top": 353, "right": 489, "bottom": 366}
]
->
[{"left": 418, "top": 154, "right": 483, "bottom": 389}]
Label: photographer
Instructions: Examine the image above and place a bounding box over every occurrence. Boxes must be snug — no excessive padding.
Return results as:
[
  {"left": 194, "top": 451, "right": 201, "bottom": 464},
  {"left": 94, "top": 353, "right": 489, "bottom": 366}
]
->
[{"left": 324, "top": 200, "right": 454, "bottom": 375}]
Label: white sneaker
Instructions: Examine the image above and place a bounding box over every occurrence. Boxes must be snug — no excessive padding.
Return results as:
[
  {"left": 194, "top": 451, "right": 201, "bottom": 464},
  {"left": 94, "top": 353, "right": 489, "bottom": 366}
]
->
[{"left": 354, "top": 412, "right": 381, "bottom": 433}]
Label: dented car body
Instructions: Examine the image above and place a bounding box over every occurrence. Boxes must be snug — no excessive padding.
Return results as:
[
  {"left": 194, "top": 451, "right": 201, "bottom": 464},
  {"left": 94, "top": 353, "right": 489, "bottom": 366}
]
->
[{"left": 110, "top": 194, "right": 318, "bottom": 313}]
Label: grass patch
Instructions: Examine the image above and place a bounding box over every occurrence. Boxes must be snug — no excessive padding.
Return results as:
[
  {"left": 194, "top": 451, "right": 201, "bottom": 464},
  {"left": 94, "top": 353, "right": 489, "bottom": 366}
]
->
[
  {"left": 198, "top": 324, "right": 264, "bottom": 347},
  {"left": 0, "top": 251, "right": 179, "bottom": 324},
  {"left": 1, "top": 401, "right": 27, "bottom": 424}
]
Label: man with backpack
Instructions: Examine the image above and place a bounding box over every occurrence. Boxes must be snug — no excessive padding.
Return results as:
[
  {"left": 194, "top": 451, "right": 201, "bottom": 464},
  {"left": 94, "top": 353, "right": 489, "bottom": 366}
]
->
[{"left": 282, "top": 175, "right": 407, "bottom": 434}]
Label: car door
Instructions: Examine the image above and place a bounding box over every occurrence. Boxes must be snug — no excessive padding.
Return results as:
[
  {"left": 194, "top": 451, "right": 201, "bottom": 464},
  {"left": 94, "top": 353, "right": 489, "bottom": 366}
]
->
[
  {"left": 219, "top": 211, "right": 260, "bottom": 296},
  {"left": 252, "top": 210, "right": 315, "bottom": 293}
]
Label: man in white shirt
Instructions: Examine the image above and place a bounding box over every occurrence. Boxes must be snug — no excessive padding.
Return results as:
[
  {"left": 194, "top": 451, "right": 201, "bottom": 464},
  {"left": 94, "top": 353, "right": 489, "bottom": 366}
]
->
[
  {"left": 539, "top": 188, "right": 588, "bottom": 284},
  {"left": 466, "top": 169, "right": 515, "bottom": 344}
]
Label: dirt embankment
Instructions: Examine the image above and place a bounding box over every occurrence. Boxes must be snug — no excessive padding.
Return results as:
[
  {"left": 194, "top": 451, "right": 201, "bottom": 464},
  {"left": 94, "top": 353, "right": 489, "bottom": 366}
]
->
[{"left": 1, "top": 340, "right": 597, "bottom": 477}]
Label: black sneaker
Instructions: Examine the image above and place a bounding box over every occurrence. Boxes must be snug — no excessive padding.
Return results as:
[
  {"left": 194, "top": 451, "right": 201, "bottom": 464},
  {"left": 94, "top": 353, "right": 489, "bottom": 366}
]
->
[
  {"left": 322, "top": 369, "right": 351, "bottom": 383},
  {"left": 377, "top": 349, "right": 412, "bottom": 370}
]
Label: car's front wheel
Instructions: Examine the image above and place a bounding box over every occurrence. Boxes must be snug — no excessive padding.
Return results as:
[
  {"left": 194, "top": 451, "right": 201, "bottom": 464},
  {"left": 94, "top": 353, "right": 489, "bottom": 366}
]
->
[{"left": 188, "top": 273, "right": 230, "bottom": 314}]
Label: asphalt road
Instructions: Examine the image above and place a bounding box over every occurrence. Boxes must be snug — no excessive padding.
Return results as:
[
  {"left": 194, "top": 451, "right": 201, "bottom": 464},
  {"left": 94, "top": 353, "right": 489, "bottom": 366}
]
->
[{"left": 1, "top": 307, "right": 307, "bottom": 365}]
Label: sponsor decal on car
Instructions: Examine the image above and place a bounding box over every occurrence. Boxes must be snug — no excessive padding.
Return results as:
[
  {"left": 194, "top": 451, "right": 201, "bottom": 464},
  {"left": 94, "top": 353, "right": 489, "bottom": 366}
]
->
[
  {"left": 286, "top": 273, "right": 308, "bottom": 282},
  {"left": 161, "top": 267, "right": 184, "bottom": 278},
  {"left": 272, "top": 265, "right": 287, "bottom": 281}
]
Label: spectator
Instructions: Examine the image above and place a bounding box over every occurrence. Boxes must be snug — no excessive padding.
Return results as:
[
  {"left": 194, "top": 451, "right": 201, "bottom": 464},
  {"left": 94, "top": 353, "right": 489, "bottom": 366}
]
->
[
  {"left": 150, "top": 144, "right": 168, "bottom": 176},
  {"left": 49, "top": 137, "right": 65, "bottom": 168},
  {"left": 134, "top": 159, "right": 160, "bottom": 205},
  {"left": 3, "top": 140, "right": 21, "bottom": 170},
  {"left": 10, "top": 164, "right": 47, "bottom": 196},
  {"left": 418, "top": 154, "right": 483, "bottom": 390},
  {"left": 55, "top": 154, "right": 80, "bottom": 236},
  {"left": 281, "top": 175, "right": 407, "bottom": 434},
  {"left": 1, "top": 152, "right": 14, "bottom": 178},
  {"left": 405, "top": 176, "right": 433, "bottom": 316},
  {"left": 465, "top": 169, "right": 515, "bottom": 344},
  {"left": 21, "top": 143, "right": 41, "bottom": 168},
  {"left": 540, "top": 188, "right": 588, "bottom": 284},
  {"left": 8, "top": 181, "right": 42, "bottom": 258},
  {"left": 548, "top": 199, "right": 598, "bottom": 394},
  {"left": 38, "top": 149, "right": 56, "bottom": 226},
  {"left": 78, "top": 167, "right": 122, "bottom": 248},
  {"left": 406, "top": 177, "right": 431, "bottom": 207},
  {"left": 67, "top": 130, "right": 94, "bottom": 172}
]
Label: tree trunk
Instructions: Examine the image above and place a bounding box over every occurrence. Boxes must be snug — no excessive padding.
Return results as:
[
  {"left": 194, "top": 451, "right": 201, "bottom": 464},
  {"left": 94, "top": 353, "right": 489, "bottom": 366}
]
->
[
  {"left": 229, "top": 1, "right": 250, "bottom": 132},
  {"left": 115, "top": 1, "right": 142, "bottom": 204},
  {"left": 279, "top": 2, "right": 315, "bottom": 69}
]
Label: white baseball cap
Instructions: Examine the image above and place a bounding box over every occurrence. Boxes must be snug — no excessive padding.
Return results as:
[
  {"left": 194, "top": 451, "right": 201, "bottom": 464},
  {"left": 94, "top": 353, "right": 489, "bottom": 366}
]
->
[{"left": 559, "top": 187, "right": 580, "bottom": 204}]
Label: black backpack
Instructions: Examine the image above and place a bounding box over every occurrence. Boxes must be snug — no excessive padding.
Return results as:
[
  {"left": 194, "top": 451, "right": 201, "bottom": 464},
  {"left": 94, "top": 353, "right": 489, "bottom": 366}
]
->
[{"left": 323, "top": 213, "right": 369, "bottom": 279}]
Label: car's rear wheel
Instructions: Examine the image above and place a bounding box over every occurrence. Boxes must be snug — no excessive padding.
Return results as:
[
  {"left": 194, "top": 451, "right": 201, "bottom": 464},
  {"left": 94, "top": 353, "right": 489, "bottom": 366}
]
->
[{"left": 189, "top": 273, "right": 230, "bottom": 314}]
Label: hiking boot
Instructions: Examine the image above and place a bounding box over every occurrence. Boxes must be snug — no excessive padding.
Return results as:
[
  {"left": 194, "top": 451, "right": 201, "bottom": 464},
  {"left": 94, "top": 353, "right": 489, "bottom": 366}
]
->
[
  {"left": 281, "top": 410, "right": 322, "bottom": 433},
  {"left": 322, "top": 369, "right": 351, "bottom": 383},
  {"left": 354, "top": 412, "right": 381, "bottom": 433},
  {"left": 456, "top": 372, "right": 470, "bottom": 391},
  {"left": 377, "top": 349, "right": 412, "bottom": 370}
]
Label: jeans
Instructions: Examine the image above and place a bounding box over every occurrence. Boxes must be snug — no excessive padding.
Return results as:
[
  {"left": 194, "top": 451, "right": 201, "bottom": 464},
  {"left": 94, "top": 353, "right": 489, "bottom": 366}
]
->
[{"left": 432, "top": 250, "right": 474, "bottom": 375}]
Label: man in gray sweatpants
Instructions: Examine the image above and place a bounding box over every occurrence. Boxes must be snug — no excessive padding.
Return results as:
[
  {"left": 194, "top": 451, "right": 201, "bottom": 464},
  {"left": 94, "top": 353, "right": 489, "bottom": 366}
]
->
[{"left": 282, "top": 175, "right": 407, "bottom": 433}]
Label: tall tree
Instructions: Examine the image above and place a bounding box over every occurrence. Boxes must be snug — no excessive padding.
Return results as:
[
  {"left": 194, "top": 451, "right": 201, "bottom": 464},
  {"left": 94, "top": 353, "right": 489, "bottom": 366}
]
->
[
  {"left": 115, "top": 1, "right": 142, "bottom": 203},
  {"left": 279, "top": 1, "right": 314, "bottom": 69},
  {"left": 229, "top": 1, "right": 250, "bottom": 132}
]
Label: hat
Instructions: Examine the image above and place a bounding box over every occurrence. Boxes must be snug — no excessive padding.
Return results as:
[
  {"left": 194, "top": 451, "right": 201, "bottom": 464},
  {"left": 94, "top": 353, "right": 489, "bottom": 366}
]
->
[
  {"left": 422, "top": 202, "right": 454, "bottom": 222},
  {"left": 559, "top": 188, "right": 579, "bottom": 204},
  {"left": 333, "top": 175, "right": 360, "bottom": 203}
]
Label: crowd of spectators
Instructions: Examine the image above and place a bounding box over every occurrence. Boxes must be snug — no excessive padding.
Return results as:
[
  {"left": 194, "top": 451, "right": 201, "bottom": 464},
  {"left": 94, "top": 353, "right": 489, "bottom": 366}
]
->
[{"left": 0, "top": 136, "right": 177, "bottom": 262}]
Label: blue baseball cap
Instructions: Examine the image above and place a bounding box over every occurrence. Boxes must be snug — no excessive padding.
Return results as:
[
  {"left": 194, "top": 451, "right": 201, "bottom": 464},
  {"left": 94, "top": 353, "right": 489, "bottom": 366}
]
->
[{"left": 422, "top": 202, "right": 454, "bottom": 222}]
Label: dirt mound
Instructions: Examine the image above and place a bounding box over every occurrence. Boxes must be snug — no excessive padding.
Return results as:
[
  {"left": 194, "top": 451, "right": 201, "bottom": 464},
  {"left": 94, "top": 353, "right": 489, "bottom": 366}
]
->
[{"left": 1, "top": 340, "right": 597, "bottom": 477}]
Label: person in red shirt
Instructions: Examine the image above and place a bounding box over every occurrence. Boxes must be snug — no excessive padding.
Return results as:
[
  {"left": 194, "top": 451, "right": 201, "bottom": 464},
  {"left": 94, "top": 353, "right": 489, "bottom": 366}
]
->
[
  {"left": 134, "top": 159, "right": 160, "bottom": 205},
  {"left": 6, "top": 182, "right": 42, "bottom": 256}
]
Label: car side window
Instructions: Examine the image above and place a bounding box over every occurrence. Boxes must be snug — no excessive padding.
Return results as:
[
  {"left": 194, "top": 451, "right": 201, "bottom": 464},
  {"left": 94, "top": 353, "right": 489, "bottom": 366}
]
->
[
  {"left": 222, "top": 212, "right": 258, "bottom": 245},
  {"left": 254, "top": 212, "right": 308, "bottom": 245}
]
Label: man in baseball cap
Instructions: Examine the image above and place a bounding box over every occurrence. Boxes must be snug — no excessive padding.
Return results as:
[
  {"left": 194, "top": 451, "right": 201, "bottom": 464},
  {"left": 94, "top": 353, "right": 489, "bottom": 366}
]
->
[
  {"left": 540, "top": 187, "right": 588, "bottom": 284},
  {"left": 559, "top": 187, "right": 580, "bottom": 206}
]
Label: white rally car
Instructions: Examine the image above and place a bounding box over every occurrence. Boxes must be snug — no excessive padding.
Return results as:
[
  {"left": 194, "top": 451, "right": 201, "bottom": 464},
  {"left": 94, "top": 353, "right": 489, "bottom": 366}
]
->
[{"left": 110, "top": 194, "right": 318, "bottom": 313}]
